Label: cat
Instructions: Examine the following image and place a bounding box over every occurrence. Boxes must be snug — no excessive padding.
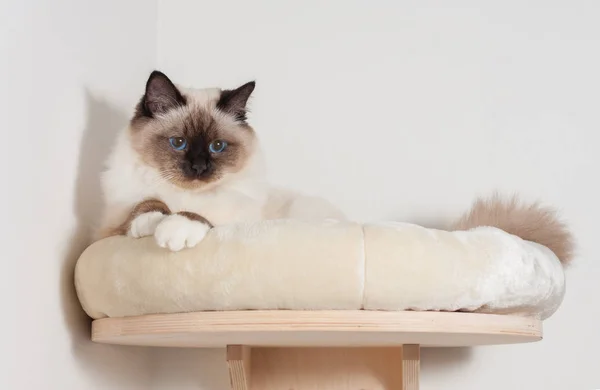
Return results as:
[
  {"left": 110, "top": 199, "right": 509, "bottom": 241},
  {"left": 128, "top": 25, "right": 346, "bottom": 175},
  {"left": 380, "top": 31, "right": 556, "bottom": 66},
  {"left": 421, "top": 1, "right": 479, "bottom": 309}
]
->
[
  {"left": 97, "top": 71, "right": 574, "bottom": 266},
  {"left": 96, "top": 71, "right": 345, "bottom": 251}
]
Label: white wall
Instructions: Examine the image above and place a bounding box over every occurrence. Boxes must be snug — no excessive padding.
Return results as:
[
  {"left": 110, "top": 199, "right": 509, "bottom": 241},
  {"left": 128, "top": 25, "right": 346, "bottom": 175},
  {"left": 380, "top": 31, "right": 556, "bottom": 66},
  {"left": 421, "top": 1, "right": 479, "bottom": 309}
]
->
[
  {"left": 157, "top": 1, "right": 600, "bottom": 389},
  {"left": 0, "top": 1, "right": 157, "bottom": 388}
]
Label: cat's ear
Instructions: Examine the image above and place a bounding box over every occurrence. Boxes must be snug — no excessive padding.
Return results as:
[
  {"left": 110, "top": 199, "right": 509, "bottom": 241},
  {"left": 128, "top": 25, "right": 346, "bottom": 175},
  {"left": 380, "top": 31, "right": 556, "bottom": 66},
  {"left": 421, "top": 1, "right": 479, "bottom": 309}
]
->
[
  {"left": 217, "top": 81, "right": 256, "bottom": 122},
  {"left": 142, "top": 70, "right": 186, "bottom": 117}
]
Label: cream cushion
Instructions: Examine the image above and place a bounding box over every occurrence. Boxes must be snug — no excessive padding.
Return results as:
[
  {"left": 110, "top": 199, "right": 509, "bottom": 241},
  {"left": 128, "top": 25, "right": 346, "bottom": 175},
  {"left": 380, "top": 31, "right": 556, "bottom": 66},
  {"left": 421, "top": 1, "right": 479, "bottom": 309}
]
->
[{"left": 75, "top": 220, "right": 565, "bottom": 320}]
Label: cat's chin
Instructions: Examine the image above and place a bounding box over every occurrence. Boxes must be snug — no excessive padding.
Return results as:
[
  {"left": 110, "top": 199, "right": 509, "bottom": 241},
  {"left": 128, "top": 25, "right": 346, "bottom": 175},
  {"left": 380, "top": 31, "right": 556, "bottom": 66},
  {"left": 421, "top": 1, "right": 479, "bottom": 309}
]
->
[{"left": 166, "top": 177, "right": 224, "bottom": 193}]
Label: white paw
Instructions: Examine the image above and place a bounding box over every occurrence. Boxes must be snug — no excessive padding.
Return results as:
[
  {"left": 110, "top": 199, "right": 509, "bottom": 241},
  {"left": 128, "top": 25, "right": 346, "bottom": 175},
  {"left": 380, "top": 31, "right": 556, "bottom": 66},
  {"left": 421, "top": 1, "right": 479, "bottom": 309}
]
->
[
  {"left": 154, "top": 214, "right": 210, "bottom": 252},
  {"left": 128, "top": 212, "right": 167, "bottom": 238}
]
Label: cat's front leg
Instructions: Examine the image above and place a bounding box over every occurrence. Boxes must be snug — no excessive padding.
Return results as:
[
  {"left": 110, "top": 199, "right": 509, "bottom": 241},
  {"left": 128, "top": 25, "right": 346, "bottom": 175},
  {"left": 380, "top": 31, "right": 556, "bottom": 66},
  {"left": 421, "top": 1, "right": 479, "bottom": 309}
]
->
[
  {"left": 154, "top": 212, "right": 213, "bottom": 252},
  {"left": 96, "top": 199, "right": 171, "bottom": 240},
  {"left": 126, "top": 199, "right": 171, "bottom": 238}
]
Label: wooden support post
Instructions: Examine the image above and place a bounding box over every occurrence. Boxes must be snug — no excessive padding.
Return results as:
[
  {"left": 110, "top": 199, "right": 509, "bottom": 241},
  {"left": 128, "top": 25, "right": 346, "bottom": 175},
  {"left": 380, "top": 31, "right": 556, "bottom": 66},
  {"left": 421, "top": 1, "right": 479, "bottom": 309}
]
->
[
  {"left": 226, "top": 345, "right": 421, "bottom": 390},
  {"left": 402, "top": 344, "right": 420, "bottom": 390},
  {"left": 226, "top": 345, "right": 251, "bottom": 390}
]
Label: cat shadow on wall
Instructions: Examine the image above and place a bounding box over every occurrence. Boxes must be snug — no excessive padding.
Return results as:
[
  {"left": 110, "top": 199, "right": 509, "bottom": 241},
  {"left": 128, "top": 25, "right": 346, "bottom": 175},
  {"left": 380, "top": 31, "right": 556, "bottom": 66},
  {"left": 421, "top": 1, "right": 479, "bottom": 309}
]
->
[{"left": 60, "top": 90, "right": 153, "bottom": 387}]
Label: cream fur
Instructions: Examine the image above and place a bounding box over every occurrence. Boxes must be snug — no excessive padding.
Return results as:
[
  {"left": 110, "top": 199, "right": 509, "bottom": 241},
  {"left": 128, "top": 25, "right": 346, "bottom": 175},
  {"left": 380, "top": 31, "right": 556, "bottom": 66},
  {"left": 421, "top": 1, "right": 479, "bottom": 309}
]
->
[{"left": 75, "top": 219, "right": 565, "bottom": 320}]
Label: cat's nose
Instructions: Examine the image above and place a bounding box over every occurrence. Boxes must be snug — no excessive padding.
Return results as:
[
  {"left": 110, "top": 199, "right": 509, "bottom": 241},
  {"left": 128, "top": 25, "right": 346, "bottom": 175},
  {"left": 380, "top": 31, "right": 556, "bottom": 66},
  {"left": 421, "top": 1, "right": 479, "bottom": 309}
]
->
[{"left": 191, "top": 161, "right": 208, "bottom": 175}]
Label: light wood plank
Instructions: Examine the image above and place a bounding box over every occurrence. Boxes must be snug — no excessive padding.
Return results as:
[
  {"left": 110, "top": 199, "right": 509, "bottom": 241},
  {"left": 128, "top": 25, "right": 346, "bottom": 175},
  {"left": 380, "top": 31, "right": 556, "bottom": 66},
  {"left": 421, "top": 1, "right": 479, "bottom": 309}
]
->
[
  {"left": 91, "top": 310, "right": 542, "bottom": 348},
  {"left": 251, "top": 347, "right": 403, "bottom": 390},
  {"left": 402, "top": 345, "right": 420, "bottom": 390},
  {"left": 227, "top": 345, "right": 251, "bottom": 390}
]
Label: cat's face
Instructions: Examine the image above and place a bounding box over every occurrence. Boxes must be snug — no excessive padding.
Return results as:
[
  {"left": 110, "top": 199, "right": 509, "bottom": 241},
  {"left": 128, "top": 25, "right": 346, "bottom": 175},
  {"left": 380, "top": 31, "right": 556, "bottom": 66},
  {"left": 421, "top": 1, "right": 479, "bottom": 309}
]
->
[{"left": 129, "top": 71, "right": 258, "bottom": 190}]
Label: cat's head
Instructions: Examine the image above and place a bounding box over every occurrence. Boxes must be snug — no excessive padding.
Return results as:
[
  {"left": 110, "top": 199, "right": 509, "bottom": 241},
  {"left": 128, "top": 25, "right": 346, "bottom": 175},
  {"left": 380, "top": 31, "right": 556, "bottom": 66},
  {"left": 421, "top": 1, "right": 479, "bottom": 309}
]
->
[{"left": 128, "top": 70, "right": 259, "bottom": 190}]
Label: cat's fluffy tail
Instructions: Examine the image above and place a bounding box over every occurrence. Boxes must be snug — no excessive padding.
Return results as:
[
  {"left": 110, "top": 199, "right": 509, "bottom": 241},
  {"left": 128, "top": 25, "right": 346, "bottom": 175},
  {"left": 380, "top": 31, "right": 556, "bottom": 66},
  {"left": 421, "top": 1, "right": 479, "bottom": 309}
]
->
[{"left": 452, "top": 194, "right": 575, "bottom": 266}]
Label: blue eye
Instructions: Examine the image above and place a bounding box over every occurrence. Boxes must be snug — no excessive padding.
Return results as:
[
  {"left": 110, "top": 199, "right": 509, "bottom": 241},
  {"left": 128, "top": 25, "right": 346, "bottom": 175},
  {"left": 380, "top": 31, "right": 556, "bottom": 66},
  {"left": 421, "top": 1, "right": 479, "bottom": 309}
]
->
[
  {"left": 209, "top": 140, "right": 228, "bottom": 153},
  {"left": 169, "top": 137, "right": 187, "bottom": 150}
]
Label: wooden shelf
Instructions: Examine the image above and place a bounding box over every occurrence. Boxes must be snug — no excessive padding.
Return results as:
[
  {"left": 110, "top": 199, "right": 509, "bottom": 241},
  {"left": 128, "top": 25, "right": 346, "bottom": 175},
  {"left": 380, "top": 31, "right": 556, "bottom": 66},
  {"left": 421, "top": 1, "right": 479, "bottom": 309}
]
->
[
  {"left": 92, "top": 310, "right": 542, "bottom": 348},
  {"left": 93, "top": 310, "right": 544, "bottom": 389}
]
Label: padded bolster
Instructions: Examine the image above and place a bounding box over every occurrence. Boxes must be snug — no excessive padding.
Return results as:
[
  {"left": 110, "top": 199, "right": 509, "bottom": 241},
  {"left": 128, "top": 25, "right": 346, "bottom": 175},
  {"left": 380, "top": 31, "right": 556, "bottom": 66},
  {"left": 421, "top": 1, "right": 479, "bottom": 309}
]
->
[
  {"left": 75, "top": 220, "right": 565, "bottom": 320},
  {"left": 363, "top": 223, "right": 565, "bottom": 319}
]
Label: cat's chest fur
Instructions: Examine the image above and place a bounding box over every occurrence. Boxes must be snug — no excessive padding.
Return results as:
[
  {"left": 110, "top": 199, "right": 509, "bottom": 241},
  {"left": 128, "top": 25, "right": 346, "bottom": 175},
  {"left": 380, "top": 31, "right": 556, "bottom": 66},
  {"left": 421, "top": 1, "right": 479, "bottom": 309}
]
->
[{"left": 154, "top": 182, "right": 267, "bottom": 225}]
